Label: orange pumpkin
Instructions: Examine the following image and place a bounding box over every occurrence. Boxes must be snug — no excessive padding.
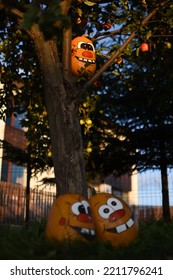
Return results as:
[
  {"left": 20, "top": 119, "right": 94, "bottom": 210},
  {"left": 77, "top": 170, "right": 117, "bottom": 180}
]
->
[
  {"left": 45, "top": 193, "right": 95, "bottom": 242},
  {"left": 71, "top": 35, "right": 96, "bottom": 77},
  {"left": 90, "top": 193, "right": 138, "bottom": 247}
]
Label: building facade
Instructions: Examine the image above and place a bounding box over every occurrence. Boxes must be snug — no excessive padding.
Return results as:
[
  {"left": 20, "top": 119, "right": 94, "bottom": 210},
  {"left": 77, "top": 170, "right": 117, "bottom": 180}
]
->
[{"left": 0, "top": 113, "right": 27, "bottom": 186}]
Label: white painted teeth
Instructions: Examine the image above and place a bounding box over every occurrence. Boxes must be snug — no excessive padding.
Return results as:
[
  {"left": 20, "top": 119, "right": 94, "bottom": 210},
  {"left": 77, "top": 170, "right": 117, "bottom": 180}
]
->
[
  {"left": 81, "top": 228, "right": 89, "bottom": 234},
  {"left": 77, "top": 56, "right": 95, "bottom": 64},
  {"left": 81, "top": 228, "right": 95, "bottom": 235},
  {"left": 107, "top": 216, "right": 135, "bottom": 234},
  {"left": 116, "top": 224, "right": 127, "bottom": 233},
  {"left": 126, "top": 218, "right": 134, "bottom": 228},
  {"left": 79, "top": 57, "right": 87, "bottom": 62}
]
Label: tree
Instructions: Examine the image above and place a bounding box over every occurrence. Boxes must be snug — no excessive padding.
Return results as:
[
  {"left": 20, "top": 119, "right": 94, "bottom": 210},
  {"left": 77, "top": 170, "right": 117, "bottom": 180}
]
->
[
  {"left": 127, "top": 40, "right": 173, "bottom": 221},
  {"left": 0, "top": 0, "right": 172, "bottom": 197}
]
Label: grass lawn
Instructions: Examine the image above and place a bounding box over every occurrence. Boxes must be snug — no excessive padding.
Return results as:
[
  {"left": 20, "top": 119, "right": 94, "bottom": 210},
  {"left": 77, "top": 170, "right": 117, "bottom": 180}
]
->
[{"left": 0, "top": 220, "right": 173, "bottom": 260}]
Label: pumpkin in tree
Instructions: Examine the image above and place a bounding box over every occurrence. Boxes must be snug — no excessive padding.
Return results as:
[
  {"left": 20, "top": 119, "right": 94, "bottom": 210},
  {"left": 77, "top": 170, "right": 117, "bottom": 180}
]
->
[{"left": 71, "top": 35, "right": 96, "bottom": 77}]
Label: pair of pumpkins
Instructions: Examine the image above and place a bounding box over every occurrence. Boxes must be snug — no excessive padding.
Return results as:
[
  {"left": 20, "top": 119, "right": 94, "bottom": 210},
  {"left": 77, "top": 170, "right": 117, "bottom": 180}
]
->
[{"left": 45, "top": 193, "right": 138, "bottom": 247}]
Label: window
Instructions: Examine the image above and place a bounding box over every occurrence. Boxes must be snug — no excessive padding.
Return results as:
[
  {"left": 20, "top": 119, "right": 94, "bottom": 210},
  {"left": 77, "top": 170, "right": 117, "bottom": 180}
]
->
[
  {"left": 6, "top": 112, "right": 26, "bottom": 130},
  {"left": 13, "top": 112, "right": 26, "bottom": 130},
  {"left": 11, "top": 164, "right": 25, "bottom": 185},
  {"left": 1, "top": 161, "right": 26, "bottom": 186},
  {"left": 1, "top": 161, "right": 8, "bottom": 181}
]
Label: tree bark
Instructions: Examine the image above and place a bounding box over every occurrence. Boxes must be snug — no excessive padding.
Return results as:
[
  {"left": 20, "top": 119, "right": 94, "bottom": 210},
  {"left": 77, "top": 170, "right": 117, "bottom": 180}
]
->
[
  {"left": 30, "top": 25, "right": 87, "bottom": 197},
  {"left": 25, "top": 143, "right": 31, "bottom": 225}
]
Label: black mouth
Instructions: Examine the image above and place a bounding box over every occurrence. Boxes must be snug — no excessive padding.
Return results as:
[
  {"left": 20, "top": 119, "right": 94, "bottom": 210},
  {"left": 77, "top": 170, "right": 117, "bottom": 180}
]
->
[
  {"left": 106, "top": 215, "right": 135, "bottom": 234},
  {"left": 75, "top": 56, "right": 96, "bottom": 64},
  {"left": 70, "top": 226, "right": 96, "bottom": 241}
]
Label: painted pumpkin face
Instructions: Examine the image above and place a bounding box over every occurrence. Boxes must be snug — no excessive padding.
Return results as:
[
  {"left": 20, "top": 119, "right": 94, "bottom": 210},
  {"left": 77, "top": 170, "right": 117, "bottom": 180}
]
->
[
  {"left": 45, "top": 194, "right": 95, "bottom": 242},
  {"left": 71, "top": 35, "right": 96, "bottom": 77},
  {"left": 90, "top": 193, "right": 138, "bottom": 247}
]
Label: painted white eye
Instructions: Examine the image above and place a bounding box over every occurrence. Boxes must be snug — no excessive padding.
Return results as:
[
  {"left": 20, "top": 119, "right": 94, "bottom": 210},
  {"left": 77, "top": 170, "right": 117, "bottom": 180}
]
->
[
  {"left": 71, "top": 200, "right": 91, "bottom": 216},
  {"left": 107, "top": 197, "right": 123, "bottom": 210},
  {"left": 78, "top": 41, "right": 86, "bottom": 49},
  {"left": 98, "top": 204, "right": 114, "bottom": 219},
  {"left": 81, "top": 200, "right": 91, "bottom": 215},
  {"left": 71, "top": 202, "right": 84, "bottom": 215},
  {"left": 87, "top": 43, "right": 95, "bottom": 52},
  {"left": 77, "top": 41, "right": 95, "bottom": 52}
]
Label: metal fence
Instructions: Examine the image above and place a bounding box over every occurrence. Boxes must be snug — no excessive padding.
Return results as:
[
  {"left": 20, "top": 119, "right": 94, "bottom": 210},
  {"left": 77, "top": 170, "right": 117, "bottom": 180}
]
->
[
  {"left": 0, "top": 182, "right": 55, "bottom": 225},
  {"left": 0, "top": 181, "right": 173, "bottom": 225}
]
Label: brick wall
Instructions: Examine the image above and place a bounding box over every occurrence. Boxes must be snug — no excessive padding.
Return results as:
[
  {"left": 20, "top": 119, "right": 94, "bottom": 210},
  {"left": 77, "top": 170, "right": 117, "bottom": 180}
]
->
[{"left": 4, "top": 125, "right": 26, "bottom": 151}]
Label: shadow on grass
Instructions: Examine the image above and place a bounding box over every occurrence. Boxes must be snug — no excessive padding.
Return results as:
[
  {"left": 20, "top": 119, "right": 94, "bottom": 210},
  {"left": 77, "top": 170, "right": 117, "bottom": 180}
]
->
[{"left": 0, "top": 220, "right": 173, "bottom": 260}]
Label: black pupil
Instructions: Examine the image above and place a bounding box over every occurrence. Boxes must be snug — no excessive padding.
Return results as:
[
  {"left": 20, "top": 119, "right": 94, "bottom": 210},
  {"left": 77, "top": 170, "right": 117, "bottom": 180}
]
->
[
  {"left": 78, "top": 205, "right": 86, "bottom": 214},
  {"left": 103, "top": 208, "right": 110, "bottom": 214},
  {"left": 111, "top": 201, "right": 117, "bottom": 206},
  {"left": 81, "top": 43, "right": 93, "bottom": 51},
  {"left": 87, "top": 206, "right": 91, "bottom": 216}
]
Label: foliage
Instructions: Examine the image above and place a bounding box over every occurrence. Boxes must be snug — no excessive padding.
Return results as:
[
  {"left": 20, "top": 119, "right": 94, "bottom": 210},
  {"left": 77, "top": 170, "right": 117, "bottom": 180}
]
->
[
  {"left": 0, "top": 220, "right": 173, "bottom": 259},
  {"left": 89, "top": 35, "right": 173, "bottom": 177},
  {"left": 0, "top": 20, "right": 52, "bottom": 175},
  {"left": 80, "top": 1, "right": 173, "bottom": 178}
]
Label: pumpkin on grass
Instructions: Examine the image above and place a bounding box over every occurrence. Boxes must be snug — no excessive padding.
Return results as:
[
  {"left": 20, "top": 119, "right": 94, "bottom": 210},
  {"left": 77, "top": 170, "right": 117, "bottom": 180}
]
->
[
  {"left": 90, "top": 193, "right": 138, "bottom": 247},
  {"left": 45, "top": 193, "right": 96, "bottom": 242}
]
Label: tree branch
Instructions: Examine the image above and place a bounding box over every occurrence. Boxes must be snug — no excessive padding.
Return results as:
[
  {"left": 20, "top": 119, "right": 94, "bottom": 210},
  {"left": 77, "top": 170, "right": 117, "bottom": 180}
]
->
[
  {"left": 62, "top": 0, "right": 73, "bottom": 81},
  {"left": 0, "top": 1, "right": 24, "bottom": 23},
  {"left": 62, "top": 27, "right": 73, "bottom": 81},
  {"left": 10, "top": 7, "right": 24, "bottom": 20},
  {"left": 83, "top": 0, "right": 171, "bottom": 91},
  {"left": 92, "top": 28, "right": 122, "bottom": 43}
]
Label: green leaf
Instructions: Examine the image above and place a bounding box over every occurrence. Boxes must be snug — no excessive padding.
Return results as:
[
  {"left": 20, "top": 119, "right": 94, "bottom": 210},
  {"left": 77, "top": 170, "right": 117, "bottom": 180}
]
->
[
  {"left": 136, "top": 47, "right": 140, "bottom": 57},
  {"left": 84, "top": 0, "right": 97, "bottom": 7},
  {"left": 146, "top": 30, "right": 152, "bottom": 39},
  {"left": 112, "top": 70, "right": 120, "bottom": 76},
  {"left": 77, "top": 8, "right": 83, "bottom": 17}
]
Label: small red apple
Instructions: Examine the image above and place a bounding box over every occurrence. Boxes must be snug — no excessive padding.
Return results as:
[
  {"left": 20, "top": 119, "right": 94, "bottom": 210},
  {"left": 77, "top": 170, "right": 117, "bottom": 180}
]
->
[
  {"left": 93, "top": 80, "right": 102, "bottom": 88},
  {"left": 140, "top": 42, "right": 150, "bottom": 52},
  {"left": 117, "top": 57, "right": 123, "bottom": 64},
  {"left": 102, "top": 22, "right": 111, "bottom": 30},
  {"left": 77, "top": 17, "right": 82, "bottom": 24}
]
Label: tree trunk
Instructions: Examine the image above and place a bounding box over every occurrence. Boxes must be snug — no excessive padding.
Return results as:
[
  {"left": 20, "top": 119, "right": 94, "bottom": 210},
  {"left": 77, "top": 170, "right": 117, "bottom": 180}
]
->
[
  {"left": 160, "top": 164, "right": 170, "bottom": 221},
  {"left": 160, "top": 139, "right": 170, "bottom": 221},
  {"left": 25, "top": 144, "right": 31, "bottom": 224},
  {"left": 30, "top": 26, "right": 87, "bottom": 197}
]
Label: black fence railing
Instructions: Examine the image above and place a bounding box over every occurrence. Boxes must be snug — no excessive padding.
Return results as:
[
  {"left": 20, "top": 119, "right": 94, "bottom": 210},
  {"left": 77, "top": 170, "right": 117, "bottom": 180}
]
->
[{"left": 0, "top": 181, "right": 173, "bottom": 225}]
